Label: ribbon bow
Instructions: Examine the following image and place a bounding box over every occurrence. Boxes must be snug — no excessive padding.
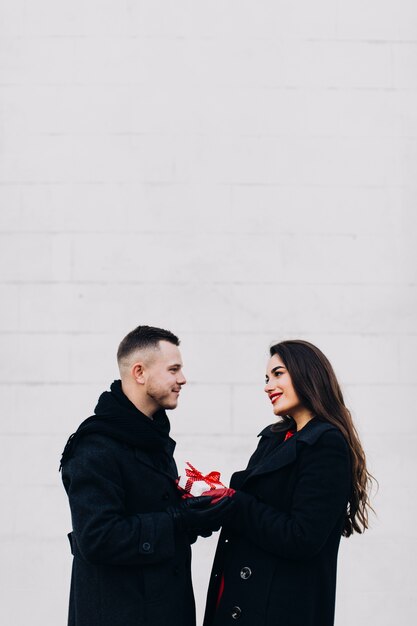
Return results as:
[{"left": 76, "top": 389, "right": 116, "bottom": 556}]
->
[{"left": 183, "top": 461, "right": 224, "bottom": 494}]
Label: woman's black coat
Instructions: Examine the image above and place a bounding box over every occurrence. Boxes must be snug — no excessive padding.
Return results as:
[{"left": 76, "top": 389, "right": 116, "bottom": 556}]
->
[
  {"left": 203, "top": 418, "right": 351, "bottom": 626},
  {"left": 62, "top": 432, "right": 196, "bottom": 626}
]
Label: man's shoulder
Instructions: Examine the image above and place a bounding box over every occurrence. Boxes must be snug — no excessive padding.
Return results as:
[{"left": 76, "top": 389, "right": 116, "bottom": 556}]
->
[{"left": 69, "top": 431, "right": 128, "bottom": 462}]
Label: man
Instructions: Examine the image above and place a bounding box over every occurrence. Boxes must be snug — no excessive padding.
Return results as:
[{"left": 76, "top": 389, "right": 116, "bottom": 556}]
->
[{"left": 60, "top": 325, "right": 232, "bottom": 626}]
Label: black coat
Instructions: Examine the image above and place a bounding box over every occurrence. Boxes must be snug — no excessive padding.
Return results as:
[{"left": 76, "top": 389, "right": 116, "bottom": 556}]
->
[
  {"left": 62, "top": 421, "right": 196, "bottom": 626},
  {"left": 203, "top": 418, "right": 351, "bottom": 626}
]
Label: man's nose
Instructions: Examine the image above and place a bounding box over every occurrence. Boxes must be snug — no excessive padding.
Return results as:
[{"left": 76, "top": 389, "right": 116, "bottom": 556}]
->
[{"left": 178, "top": 371, "right": 186, "bottom": 385}]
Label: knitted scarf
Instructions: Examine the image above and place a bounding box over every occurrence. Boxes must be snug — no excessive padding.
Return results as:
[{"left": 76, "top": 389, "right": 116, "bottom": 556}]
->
[{"left": 59, "top": 379, "right": 175, "bottom": 470}]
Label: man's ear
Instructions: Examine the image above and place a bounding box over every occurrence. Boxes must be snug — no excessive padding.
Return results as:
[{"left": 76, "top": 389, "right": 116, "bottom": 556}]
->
[{"left": 131, "top": 362, "right": 146, "bottom": 384}]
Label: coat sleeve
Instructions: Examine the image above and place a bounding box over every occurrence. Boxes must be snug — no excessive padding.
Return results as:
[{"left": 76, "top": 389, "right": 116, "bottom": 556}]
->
[
  {"left": 61, "top": 435, "right": 176, "bottom": 566},
  {"left": 228, "top": 430, "right": 351, "bottom": 559}
]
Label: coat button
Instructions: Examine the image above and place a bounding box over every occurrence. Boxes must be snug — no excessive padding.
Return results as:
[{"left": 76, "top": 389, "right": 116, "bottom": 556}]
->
[
  {"left": 142, "top": 542, "right": 151, "bottom": 552},
  {"left": 231, "top": 606, "right": 242, "bottom": 619},
  {"left": 240, "top": 566, "right": 252, "bottom": 580}
]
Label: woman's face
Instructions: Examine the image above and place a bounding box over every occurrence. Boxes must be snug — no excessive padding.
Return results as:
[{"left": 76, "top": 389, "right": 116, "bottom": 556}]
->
[{"left": 264, "top": 354, "right": 304, "bottom": 417}]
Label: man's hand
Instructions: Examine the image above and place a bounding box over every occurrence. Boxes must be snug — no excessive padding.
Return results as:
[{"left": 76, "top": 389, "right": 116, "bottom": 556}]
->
[{"left": 168, "top": 495, "right": 235, "bottom": 534}]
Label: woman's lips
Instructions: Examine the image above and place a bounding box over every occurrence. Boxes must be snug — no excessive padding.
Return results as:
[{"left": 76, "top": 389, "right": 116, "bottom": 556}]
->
[{"left": 270, "top": 393, "right": 283, "bottom": 404}]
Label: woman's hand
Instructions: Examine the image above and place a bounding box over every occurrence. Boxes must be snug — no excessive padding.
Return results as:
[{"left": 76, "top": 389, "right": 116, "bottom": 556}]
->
[{"left": 201, "top": 487, "right": 236, "bottom": 504}]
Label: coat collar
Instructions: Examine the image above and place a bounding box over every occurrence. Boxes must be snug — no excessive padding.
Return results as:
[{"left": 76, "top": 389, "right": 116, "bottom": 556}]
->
[
  {"left": 258, "top": 417, "right": 334, "bottom": 445},
  {"left": 238, "top": 418, "right": 336, "bottom": 486}
]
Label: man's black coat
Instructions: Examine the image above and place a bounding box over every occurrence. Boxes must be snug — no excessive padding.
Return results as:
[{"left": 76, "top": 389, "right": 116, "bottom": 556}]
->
[
  {"left": 61, "top": 383, "right": 196, "bottom": 626},
  {"left": 203, "top": 418, "right": 351, "bottom": 626}
]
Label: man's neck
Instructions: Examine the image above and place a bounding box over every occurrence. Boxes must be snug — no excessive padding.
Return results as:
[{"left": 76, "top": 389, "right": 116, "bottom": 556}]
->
[{"left": 121, "top": 380, "right": 155, "bottom": 419}]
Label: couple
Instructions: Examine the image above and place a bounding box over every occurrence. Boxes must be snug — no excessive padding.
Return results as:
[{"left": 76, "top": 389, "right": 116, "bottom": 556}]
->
[{"left": 60, "top": 325, "right": 373, "bottom": 626}]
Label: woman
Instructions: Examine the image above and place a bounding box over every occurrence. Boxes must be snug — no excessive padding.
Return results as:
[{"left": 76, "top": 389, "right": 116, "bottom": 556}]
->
[{"left": 203, "top": 340, "right": 374, "bottom": 626}]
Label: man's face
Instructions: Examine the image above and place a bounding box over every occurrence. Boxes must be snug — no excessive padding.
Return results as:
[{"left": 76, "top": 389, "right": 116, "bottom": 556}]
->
[{"left": 143, "top": 341, "right": 186, "bottom": 412}]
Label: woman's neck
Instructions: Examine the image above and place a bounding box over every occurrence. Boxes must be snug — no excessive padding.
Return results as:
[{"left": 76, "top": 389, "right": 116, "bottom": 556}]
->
[{"left": 291, "top": 409, "right": 315, "bottom": 432}]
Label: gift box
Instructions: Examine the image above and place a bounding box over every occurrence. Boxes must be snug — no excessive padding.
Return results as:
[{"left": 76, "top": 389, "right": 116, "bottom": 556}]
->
[{"left": 178, "top": 462, "right": 225, "bottom": 497}]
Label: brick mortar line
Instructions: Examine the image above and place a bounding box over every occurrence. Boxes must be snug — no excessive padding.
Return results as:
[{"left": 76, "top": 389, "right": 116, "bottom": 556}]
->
[
  {"left": 0, "top": 280, "right": 415, "bottom": 286},
  {"left": 2, "top": 35, "right": 417, "bottom": 44},
  {"left": 0, "top": 83, "right": 414, "bottom": 91}
]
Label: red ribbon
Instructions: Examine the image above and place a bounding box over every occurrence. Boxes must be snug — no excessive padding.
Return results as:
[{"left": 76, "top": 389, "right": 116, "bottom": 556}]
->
[{"left": 183, "top": 461, "right": 224, "bottom": 494}]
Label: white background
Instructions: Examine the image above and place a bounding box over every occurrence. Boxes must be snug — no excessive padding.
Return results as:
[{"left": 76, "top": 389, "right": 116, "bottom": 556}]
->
[{"left": 0, "top": 1, "right": 416, "bottom": 624}]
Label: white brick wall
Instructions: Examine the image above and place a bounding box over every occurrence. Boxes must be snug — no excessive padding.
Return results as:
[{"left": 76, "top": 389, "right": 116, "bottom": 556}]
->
[{"left": 0, "top": 1, "right": 416, "bottom": 624}]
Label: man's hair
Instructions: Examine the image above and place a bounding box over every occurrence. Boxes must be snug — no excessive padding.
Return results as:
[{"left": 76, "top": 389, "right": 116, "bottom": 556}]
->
[{"left": 117, "top": 325, "right": 180, "bottom": 365}]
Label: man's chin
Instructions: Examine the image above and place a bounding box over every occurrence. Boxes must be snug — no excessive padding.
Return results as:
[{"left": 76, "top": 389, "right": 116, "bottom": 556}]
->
[{"left": 161, "top": 400, "right": 178, "bottom": 411}]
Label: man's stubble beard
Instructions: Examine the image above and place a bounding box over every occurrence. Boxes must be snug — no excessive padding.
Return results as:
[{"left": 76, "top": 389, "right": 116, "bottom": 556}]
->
[{"left": 146, "top": 385, "right": 177, "bottom": 411}]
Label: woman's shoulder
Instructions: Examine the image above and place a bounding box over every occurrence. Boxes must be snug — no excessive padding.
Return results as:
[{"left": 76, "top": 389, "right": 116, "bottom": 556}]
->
[
  {"left": 298, "top": 421, "right": 350, "bottom": 466},
  {"left": 298, "top": 418, "right": 344, "bottom": 443}
]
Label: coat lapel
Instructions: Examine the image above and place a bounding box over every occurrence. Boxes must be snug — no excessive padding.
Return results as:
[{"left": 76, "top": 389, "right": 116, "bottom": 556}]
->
[
  {"left": 234, "top": 419, "right": 335, "bottom": 487},
  {"left": 134, "top": 448, "right": 178, "bottom": 482},
  {"left": 236, "top": 436, "right": 297, "bottom": 486}
]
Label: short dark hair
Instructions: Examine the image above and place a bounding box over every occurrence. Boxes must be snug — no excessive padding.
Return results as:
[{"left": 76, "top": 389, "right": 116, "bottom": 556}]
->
[{"left": 117, "top": 325, "right": 180, "bottom": 363}]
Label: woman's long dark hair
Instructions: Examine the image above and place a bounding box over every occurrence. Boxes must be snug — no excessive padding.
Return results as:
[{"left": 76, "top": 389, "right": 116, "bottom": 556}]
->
[{"left": 270, "top": 339, "right": 375, "bottom": 537}]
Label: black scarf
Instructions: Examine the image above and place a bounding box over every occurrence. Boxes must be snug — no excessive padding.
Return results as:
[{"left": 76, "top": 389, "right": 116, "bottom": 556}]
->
[{"left": 59, "top": 379, "right": 175, "bottom": 470}]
